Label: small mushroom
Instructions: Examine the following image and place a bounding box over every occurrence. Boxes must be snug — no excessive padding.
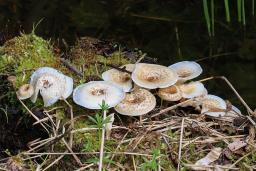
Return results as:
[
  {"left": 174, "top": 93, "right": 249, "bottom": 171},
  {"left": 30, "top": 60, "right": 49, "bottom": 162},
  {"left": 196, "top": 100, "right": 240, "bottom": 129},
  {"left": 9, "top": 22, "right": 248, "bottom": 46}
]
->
[
  {"left": 16, "top": 84, "right": 34, "bottom": 100},
  {"left": 102, "top": 64, "right": 135, "bottom": 92},
  {"left": 179, "top": 81, "right": 207, "bottom": 99},
  {"left": 73, "top": 81, "right": 125, "bottom": 109},
  {"left": 201, "top": 95, "right": 227, "bottom": 117},
  {"left": 168, "top": 61, "right": 202, "bottom": 81},
  {"left": 131, "top": 63, "right": 178, "bottom": 89},
  {"left": 158, "top": 85, "right": 182, "bottom": 101},
  {"left": 30, "top": 67, "right": 73, "bottom": 107},
  {"left": 7, "top": 75, "right": 16, "bottom": 85},
  {"left": 114, "top": 88, "right": 156, "bottom": 116}
]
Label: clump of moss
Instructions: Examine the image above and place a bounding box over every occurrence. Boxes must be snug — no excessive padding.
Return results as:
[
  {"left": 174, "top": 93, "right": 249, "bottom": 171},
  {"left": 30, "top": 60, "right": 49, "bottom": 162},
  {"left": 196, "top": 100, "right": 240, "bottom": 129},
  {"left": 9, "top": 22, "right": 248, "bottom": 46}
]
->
[
  {"left": 69, "top": 37, "right": 131, "bottom": 82},
  {"left": 0, "top": 32, "right": 61, "bottom": 88}
]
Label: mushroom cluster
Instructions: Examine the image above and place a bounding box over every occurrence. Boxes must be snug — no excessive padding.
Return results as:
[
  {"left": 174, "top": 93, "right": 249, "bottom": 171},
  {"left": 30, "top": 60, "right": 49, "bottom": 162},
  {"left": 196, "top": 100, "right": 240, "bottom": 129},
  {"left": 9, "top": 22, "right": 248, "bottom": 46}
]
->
[{"left": 18, "top": 61, "right": 239, "bottom": 118}]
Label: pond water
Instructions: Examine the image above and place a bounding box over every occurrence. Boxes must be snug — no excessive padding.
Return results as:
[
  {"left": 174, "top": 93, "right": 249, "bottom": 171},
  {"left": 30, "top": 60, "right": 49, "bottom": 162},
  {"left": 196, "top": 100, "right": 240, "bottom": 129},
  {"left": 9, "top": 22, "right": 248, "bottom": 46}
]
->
[{"left": 0, "top": 0, "right": 255, "bottom": 109}]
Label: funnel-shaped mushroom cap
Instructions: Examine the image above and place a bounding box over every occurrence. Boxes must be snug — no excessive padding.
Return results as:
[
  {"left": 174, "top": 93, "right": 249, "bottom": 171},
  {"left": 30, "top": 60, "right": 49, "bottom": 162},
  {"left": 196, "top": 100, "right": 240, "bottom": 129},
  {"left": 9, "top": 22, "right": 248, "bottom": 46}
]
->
[
  {"left": 179, "top": 82, "right": 207, "bottom": 99},
  {"left": 158, "top": 85, "right": 182, "bottom": 101},
  {"left": 16, "top": 84, "right": 34, "bottom": 100},
  {"left": 114, "top": 88, "right": 156, "bottom": 116},
  {"left": 201, "top": 95, "right": 227, "bottom": 117},
  {"left": 102, "top": 64, "right": 135, "bottom": 92},
  {"left": 169, "top": 61, "right": 202, "bottom": 81},
  {"left": 30, "top": 67, "right": 73, "bottom": 107},
  {"left": 131, "top": 63, "right": 178, "bottom": 89},
  {"left": 73, "top": 81, "right": 125, "bottom": 109}
]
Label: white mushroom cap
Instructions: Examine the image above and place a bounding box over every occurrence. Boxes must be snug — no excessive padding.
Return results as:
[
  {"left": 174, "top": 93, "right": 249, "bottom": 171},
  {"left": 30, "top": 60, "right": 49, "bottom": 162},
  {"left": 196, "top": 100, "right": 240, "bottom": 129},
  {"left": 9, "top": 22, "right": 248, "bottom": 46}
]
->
[
  {"left": 73, "top": 81, "right": 125, "bottom": 109},
  {"left": 16, "top": 84, "right": 34, "bottom": 100},
  {"left": 114, "top": 88, "right": 156, "bottom": 116},
  {"left": 158, "top": 85, "right": 182, "bottom": 101},
  {"left": 102, "top": 64, "right": 135, "bottom": 92},
  {"left": 168, "top": 61, "right": 202, "bottom": 81},
  {"left": 201, "top": 95, "right": 227, "bottom": 117},
  {"left": 30, "top": 67, "right": 73, "bottom": 107},
  {"left": 131, "top": 63, "right": 178, "bottom": 89},
  {"left": 179, "top": 81, "right": 207, "bottom": 99}
]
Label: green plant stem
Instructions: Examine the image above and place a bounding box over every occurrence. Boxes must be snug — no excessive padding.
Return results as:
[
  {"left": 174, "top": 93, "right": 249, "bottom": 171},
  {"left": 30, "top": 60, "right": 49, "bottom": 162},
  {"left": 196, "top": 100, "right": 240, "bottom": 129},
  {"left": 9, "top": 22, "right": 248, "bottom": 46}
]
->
[
  {"left": 224, "top": 0, "right": 231, "bottom": 22},
  {"left": 211, "top": 0, "right": 215, "bottom": 36},
  {"left": 253, "top": 0, "right": 255, "bottom": 16},
  {"left": 99, "top": 110, "right": 107, "bottom": 171},
  {"left": 242, "top": 0, "right": 246, "bottom": 26},
  {"left": 237, "top": 0, "right": 242, "bottom": 22},
  {"left": 203, "top": 0, "right": 211, "bottom": 36}
]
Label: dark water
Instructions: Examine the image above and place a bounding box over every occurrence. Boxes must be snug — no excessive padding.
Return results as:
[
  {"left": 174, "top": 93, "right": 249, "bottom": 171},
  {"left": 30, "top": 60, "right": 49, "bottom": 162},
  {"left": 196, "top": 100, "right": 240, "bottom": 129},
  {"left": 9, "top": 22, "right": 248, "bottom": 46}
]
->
[{"left": 0, "top": 0, "right": 255, "bottom": 109}]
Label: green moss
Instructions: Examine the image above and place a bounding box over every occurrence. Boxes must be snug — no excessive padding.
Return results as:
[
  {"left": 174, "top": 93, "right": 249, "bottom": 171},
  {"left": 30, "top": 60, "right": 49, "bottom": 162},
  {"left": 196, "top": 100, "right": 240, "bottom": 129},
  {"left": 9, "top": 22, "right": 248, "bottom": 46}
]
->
[
  {"left": 0, "top": 32, "right": 62, "bottom": 88},
  {"left": 69, "top": 37, "right": 131, "bottom": 83}
]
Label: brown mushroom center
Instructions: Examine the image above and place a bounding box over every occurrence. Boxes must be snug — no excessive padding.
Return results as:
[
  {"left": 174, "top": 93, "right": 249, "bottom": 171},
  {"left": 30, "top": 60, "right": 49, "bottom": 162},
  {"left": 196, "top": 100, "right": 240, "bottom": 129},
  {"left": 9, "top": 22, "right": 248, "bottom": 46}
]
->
[
  {"left": 177, "top": 68, "right": 192, "bottom": 78},
  {"left": 22, "top": 84, "right": 31, "bottom": 91},
  {"left": 90, "top": 88, "right": 106, "bottom": 96},
  {"left": 140, "top": 71, "right": 161, "bottom": 82},
  {"left": 181, "top": 84, "right": 196, "bottom": 94},
  {"left": 202, "top": 99, "right": 221, "bottom": 109},
  {"left": 125, "top": 93, "right": 145, "bottom": 104},
  {"left": 160, "top": 86, "right": 178, "bottom": 94},
  {"left": 117, "top": 73, "right": 131, "bottom": 83},
  {"left": 42, "top": 79, "right": 53, "bottom": 88}
]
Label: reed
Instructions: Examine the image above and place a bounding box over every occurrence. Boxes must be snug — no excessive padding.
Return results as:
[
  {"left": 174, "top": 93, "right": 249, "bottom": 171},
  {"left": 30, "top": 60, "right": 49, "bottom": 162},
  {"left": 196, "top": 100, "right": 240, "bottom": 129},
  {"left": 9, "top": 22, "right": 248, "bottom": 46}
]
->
[
  {"left": 203, "top": 0, "right": 211, "bottom": 36},
  {"left": 224, "top": 0, "right": 231, "bottom": 22}
]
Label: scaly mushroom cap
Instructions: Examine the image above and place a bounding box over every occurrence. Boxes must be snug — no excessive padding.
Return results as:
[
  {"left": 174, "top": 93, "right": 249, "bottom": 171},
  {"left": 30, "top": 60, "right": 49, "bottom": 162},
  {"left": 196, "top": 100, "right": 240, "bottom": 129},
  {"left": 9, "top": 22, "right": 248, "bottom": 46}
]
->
[
  {"left": 30, "top": 67, "right": 73, "bottom": 107},
  {"left": 73, "top": 81, "right": 125, "bottom": 109},
  {"left": 179, "top": 81, "right": 207, "bottom": 99},
  {"left": 114, "top": 88, "right": 156, "bottom": 116},
  {"left": 131, "top": 63, "right": 178, "bottom": 89},
  {"left": 158, "top": 85, "right": 182, "bottom": 101},
  {"left": 102, "top": 64, "right": 135, "bottom": 92},
  {"left": 169, "top": 61, "right": 202, "bottom": 81},
  {"left": 16, "top": 84, "right": 34, "bottom": 100},
  {"left": 201, "top": 95, "right": 227, "bottom": 117}
]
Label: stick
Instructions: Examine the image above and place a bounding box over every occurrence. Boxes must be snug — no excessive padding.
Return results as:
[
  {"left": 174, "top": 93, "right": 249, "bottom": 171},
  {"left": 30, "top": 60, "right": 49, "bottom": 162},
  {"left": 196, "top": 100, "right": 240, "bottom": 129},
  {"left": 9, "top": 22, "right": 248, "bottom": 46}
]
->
[
  {"left": 63, "top": 99, "right": 74, "bottom": 147},
  {"left": 60, "top": 58, "right": 83, "bottom": 77},
  {"left": 96, "top": 62, "right": 132, "bottom": 74},
  {"left": 177, "top": 118, "right": 185, "bottom": 171},
  {"left": 149, "top": 98, "right": 194, "bottom": 119}
]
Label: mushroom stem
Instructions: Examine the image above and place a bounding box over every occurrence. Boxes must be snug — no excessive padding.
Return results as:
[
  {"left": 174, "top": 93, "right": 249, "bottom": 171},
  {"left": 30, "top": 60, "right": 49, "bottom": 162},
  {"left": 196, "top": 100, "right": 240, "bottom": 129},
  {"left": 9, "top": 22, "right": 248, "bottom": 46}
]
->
[
  {"left": 139, "top": 116, "right": 143, "bottom": 124},
  {"left": 99, "top": 110, "right": 107, "bottom": 171}
]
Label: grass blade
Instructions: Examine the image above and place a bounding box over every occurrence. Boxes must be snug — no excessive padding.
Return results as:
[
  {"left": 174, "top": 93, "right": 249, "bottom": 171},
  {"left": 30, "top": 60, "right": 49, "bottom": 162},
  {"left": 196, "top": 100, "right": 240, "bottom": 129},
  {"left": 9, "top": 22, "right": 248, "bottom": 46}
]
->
[
  {"left": 253, "top": 0, "right": 255, "bottom": 16},
  {"left": 211, "top": 0, "right": 215, "bottom": 36},
  {"left": 242, "top": 0, "right": 246, "bottom": 26},
  {"left": 203, "top": 0, "right": 211, "bottom": 36},
  {"left": 224, "top": 0, "right": 231, "bottom": 22},
  {"left": 237, "top": 0, "right": 242, "bottom": 22}
]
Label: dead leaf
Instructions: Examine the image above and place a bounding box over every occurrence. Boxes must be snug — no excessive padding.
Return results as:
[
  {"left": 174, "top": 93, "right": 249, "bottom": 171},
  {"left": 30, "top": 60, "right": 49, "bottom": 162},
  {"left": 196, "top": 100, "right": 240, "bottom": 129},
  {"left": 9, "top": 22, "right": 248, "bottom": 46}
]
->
[
  {"left": 228, "top": 139, "right": 247, "bottom": 152},
  {"left": 192, "top": 147, "right": 222, "bottom": 170}
]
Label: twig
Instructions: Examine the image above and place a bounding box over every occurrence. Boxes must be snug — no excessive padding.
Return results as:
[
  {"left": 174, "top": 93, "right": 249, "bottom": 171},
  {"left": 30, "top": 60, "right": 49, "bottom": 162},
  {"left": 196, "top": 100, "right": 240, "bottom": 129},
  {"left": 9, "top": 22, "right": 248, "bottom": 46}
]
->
[
  {"left": 96, "top": 61, "right": 132, "bottom": 74},
  {"left": 18, "top": 98, "right": 49, "bottom": 133},
  {"left": 23, "top": 152, "right": 153, "bottom": 157},
  {"left": 75, "top": 163, "right": 94, "bottom": 171},
  {"left": 195, "top": 52, "right": 238, "bottom": 62},
  {"left": 60, "top": 58, "right": 83, "bottom": 77},
  {"left": 228, "top": 149, "right": 256, "bottom": 169},
  {"left": 42, "top": 151, "right": 67, "bottom": 171},
  {"left": 199, "top": 76, "right": 253, "bottom": 115},
  {"left": 177, "top": 118, "right": 185, "bottom": 171},
  {"left": 62, "top": 139, "right": 83, "bottom": 166},
  {"left": 135, "top": 53, "right": 147, "bottom": 63},
  {"left": 149, "top": 98, "right": 194, "bottom": 119},
  {"left": 63, "top": 99, "right": 74, "bottom": 147}
]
